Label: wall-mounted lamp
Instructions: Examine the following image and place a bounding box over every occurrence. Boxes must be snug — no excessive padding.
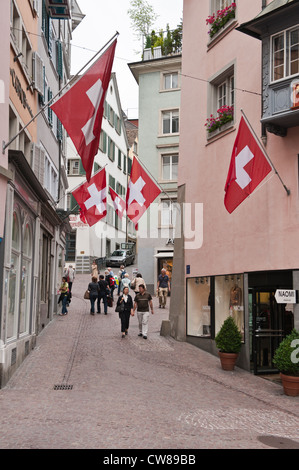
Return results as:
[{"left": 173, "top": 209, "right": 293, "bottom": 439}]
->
[{"left": 14, "top": 52, "right": 23, "bottom": 62}]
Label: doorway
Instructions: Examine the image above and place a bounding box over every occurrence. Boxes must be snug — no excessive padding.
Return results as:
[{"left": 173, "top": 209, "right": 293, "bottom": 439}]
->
[{"left": 250, "top": 289, "right": 294, "bottom": 374}]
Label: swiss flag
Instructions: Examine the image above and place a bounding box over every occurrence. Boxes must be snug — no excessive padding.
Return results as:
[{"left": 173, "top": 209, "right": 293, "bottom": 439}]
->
[
  {"left": 224, "top": 116, "right": 272, "bottom": 213},
  {"left": 72, "top": 168, "right": 107, "bottom": 227},
  {"left": 126, "top": 157, "right": 161, "bottom": 229},
  {"left": 51, "top": 39, "right": 117, "bottom": 182},
  {"left": 109, "top": 187, "right": 126, "bottom": 219}
]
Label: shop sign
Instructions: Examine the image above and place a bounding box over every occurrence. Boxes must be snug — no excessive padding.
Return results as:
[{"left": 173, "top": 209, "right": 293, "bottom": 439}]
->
[
  {"left": 10, "top": 68, "right": 34, "bottom": 118},
  {"left": 275, "top": 289, "right": 296, "bottom": 304}
]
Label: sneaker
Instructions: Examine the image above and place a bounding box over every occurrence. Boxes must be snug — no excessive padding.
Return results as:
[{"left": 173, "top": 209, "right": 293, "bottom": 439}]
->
[
  {"left": 138, "top": 333, "right": 143, "bottom": 337},
  {"left": 143, "top": 335, "right": 147, "bottom": 339}
]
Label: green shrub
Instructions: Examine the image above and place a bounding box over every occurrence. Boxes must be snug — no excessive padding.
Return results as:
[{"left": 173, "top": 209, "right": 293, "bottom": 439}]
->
[
  {"left": 215, "top": 316, "right": 242, "bottom": 353},
  {"left": 273, "top": 329, "right": 299, "bottom": 376}
]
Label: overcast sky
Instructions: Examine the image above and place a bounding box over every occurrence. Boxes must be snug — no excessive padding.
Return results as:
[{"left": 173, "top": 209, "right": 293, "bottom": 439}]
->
[{"left": 71, "top": 0, "right": 183, "bottom": 119}]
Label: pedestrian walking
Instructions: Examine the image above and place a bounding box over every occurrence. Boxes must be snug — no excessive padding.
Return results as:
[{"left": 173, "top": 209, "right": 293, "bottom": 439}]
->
[
  {"left": 157, "top": 268, "right": 171, "bottom": 308},
  {"left": 120, "top": 273, "right": 131, "bottom": 292},
  {"left": 130, "top": 273, "right": 146, "bottom": 295},
  {"left": 97, "top": 275, "right": 109, "bottom": 314},
  {"left": 116, "top": 286, "right": 134, "bottom": 338},
  {"left": 88, "top": 276, "right": 99, "bottom": 315},
  {"left": 58, "top": 276, "right": 69, "bottom": 315},
  {"left": 91, "top": 260, "right": 98, "bottom": 278},
  {"left": 133, "top": 284, "right": 154, "bottom": 339},
  {"left": 117, "top": 265, "right": 127, "bottom": 294},
  {"left": 64, "top": 264, "right": 75, "bottom": 293},
  {"left": 106, "top": 267, "right": 116, "bottom": 299}
]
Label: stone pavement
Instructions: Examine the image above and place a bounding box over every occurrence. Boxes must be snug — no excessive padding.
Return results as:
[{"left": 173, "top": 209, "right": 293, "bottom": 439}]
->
[{"left": 0, "top": 272, "right": 299, "bottom": 450}]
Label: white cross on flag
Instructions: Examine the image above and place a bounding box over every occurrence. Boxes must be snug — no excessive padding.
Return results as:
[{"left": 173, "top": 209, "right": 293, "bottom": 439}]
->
[
  {"left": 50, "top": 39, "right": 117, "bottom": 182},
  {"left": 224, "top": 116, "right": 272, "bottom": 213},
  {"left": 126, "top": 157, "right": 161, "bottom": 229},
  {"left": 72, "top": 168, "right": 107, "bottom": 227},
  {"left": 109, "top": 187, "right": 126, "bottom": 219}
]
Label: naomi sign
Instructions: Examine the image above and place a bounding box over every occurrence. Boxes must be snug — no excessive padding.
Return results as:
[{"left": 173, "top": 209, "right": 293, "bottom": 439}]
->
[{"left": 275, "top": 289, "right": 296, "bottom": 304}]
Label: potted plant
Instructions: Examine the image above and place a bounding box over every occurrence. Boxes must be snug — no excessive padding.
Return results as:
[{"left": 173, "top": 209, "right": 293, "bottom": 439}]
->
[
  {"left": 205, "top": 105, "right": 234, "bottom": 134},
  {"left": 273, "top": 329, "right": 299, "bottom": 397},
  {"left": 206, "top": 3, "right": 236, "bottom": 39},
  {"left": 215, "top": 316, "right": 242, "bottom": 370}
]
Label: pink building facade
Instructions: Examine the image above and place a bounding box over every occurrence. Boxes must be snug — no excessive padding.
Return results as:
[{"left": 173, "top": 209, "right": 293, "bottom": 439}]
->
[{"left": 169, "top": 0, "right": 299, "bottom": 374}]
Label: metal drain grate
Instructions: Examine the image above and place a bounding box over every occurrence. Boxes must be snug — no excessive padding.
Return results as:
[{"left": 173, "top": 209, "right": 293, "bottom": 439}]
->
[{"left": 53, "top": 384, "right": 73, "bottom": 390}]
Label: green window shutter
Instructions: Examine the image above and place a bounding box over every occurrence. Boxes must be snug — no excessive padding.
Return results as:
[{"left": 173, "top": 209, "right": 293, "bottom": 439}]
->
[
  {"left": 57, "top": 118, "right": 63, "bottom": 141},
  {"left": 128, "top": 157, "right": 132, "bottom": 174},
  {"left": 70, "top": 194, "right": 78, "bottom": 211},
  {"left": 56, "top": 40, "right": 63, "bottom": 79},
  {"left": 79, "top": 160, "right": 86, "bottom": 175},
  {"left": 94, "top": 162, "right": 100, "bottom": 172},
  {"left": 48, "top": 89, "right": 53, "bottom": 126}
]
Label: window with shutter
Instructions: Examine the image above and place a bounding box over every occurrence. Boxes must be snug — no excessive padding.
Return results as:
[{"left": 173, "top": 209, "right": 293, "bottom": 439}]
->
[
  {"left": 48, "top": 89, "right": 53, "bottom": 126},
  {"left": 33, "top": 52, "right": 44, "bottom": 95},
  {"left": 56, "top": 40, "right": 63, "bottom": 79}
]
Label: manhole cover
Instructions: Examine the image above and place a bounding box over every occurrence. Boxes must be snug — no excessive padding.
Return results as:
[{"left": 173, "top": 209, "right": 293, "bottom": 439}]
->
[{"left": 53, "top": 384, "right": 73, "bottom": 390}]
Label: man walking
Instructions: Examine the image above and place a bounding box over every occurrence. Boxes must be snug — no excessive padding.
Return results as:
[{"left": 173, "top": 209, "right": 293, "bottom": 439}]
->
[
  {"left": 133, "top": 284, "right": 154, "bottom": 339},
  {"left": 157, "top": 268, "right": 170, "bottom": 308}
]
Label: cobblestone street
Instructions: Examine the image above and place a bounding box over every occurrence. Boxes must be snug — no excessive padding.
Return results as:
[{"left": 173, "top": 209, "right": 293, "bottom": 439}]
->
[{"left": 0, "top": 273, "right": 298, "bottom": 450}]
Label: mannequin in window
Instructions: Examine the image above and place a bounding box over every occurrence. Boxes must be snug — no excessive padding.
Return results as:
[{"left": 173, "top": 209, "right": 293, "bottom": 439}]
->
[{"left": 230, "top": 284, "right": 242, "bottom": 331}]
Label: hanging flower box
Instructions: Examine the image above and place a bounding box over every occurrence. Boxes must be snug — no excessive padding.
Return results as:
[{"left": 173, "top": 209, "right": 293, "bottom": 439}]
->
[
  {"left": 205, "top": 105, "right": 234, "bottom": 133},
  {"left": 206, "top": 3, "right": 236, "bottom": 39}
]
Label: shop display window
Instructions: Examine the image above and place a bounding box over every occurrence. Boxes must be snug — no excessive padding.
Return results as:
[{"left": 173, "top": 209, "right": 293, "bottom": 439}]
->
[
  {"left": 187, "top": 277, "right": 211, "bottom": 337},
  {"left": 215, "top": 274, "right": 244, "bottom": 340}
]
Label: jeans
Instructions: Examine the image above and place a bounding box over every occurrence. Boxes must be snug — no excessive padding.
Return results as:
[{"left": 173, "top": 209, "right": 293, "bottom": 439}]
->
[
  {"left": 97, "top": 292, "right": 107, "bottom": 313},
  {"left": 62, "top": 295, "right": 68, "bottom": 314},
  {"left": 90, "top": 294, "right": 98, "bottom": 313}
]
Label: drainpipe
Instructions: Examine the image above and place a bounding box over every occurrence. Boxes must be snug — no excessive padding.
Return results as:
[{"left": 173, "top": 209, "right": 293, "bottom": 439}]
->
[{"left": 262, "top": 0, "right": 267, "bottom": 9}]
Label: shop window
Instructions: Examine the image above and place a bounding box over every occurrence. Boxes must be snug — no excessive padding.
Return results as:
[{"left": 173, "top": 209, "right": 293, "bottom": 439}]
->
[
  {"left": 187, "top": 277, "right": 212, "bottom": 337},
  {"left": 7, "top": 211, "right": 21, "bottom": 340},
  {"left": 215, "top": 274, "right": 244, "bottom": 339},
  {"left": 20, "top": 222, "right": 32, "bottom": 335}
]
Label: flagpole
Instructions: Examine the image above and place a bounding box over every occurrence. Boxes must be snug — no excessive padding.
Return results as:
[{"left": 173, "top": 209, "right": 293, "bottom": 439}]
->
[
  {"left": 241, "top": 109, "right": 290, "bottom": 196},
  {"left": 2, "top": 32, "right": 119, "bottom": 154}
]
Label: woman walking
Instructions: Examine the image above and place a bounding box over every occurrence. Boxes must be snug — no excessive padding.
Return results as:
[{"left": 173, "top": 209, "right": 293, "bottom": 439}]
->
[
  {"left": 59, "top": 276, "right": 69, "bottom": 315},
  {"left": 116, "top": 286, "right": 133, "bottom": 338},
  {"left": 130, "top": 272, "right": 146, "bottom": 295},
  {"left": 88, "top": 276, "right": 99, "bottom": 315}
]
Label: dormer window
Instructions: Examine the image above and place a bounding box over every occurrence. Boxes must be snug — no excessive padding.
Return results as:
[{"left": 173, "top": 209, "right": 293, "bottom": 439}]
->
[{"left": 271, "top": 26, "right": 299, "bottom": 82}]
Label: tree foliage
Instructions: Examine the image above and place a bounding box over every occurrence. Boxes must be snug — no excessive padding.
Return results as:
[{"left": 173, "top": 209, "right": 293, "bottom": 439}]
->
[{"left": 128, "top": 0, "right": 158, "bottom": 39}]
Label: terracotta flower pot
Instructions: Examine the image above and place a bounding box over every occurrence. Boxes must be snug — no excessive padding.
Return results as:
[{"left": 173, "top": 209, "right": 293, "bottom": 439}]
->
[
  {"left": 218, "top": 352, "right": 238, "bottom": 371},
  {"left": 280, "top": 373, "right": 299, "bottom": 397}
]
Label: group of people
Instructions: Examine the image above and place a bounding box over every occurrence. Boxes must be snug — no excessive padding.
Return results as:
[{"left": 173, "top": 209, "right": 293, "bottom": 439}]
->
[{"left": 58, "top": 260, "right": 171, "bottom": 339}]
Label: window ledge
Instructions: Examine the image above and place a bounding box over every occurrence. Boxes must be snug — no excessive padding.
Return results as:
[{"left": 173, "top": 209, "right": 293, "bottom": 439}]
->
[
  {"left": 207, "top": 19, "right": 238, "bottom": 51},
  {"left": 206, "top": 122, "right": 236, "bottom": 144}
]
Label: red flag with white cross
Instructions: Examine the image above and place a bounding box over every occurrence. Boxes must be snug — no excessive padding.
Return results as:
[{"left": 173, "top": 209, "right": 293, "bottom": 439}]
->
[
  {"left": 109, "top": 187, "right": 126, "bottom": 219},
  {"left": 126, "top": 157, "right": 161, "bottom": 229},
  {"left": 224, "top": 116, "right": 272, "bottom": 213},
  {"left": 72, "top": 168, "right": 107, "bottom": 227},
  {"left": 50, "top": 39, "right": 117, "bottom": 182}
]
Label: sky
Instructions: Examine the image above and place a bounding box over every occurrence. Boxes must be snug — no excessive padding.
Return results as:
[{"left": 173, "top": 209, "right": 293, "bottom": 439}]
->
[{"left": 71, "top": 0, "right": 183, "bottom": 119}]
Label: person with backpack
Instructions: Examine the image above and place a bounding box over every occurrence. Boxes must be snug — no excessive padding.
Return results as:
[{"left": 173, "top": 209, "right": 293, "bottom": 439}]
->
[{"left": 97, "top": 275, "right": 109, "bottom": 315}]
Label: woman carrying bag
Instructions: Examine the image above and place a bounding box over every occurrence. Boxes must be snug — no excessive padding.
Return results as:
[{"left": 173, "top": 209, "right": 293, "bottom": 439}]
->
[
  {"left": 88, "top": 276, "right": 99, "bottom": 315},
  {"left": 116, "top": 286, "right": 133, "bottom": 338}
]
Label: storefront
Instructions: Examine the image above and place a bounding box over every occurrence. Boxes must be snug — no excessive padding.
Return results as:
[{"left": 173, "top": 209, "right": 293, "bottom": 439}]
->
[
  {"left": 186, "top": 270, "right": 295, "bottom": 374},
  {"left": 154, "top": 251, "right": 174, "bottom": 286}
]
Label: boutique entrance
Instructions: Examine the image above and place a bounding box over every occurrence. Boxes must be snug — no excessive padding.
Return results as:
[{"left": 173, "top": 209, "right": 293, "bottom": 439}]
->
[{"left": 248, "top": 270, "right": 294, "bottom": 374}]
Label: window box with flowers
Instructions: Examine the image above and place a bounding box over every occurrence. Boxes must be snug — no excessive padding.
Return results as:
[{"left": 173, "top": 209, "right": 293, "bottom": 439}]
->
[
  {"left": 205, "top": 105, "right": 234, "bottom": 136},
  {"left": 206, "top": 3, "right": 236, "bottom": 40}
]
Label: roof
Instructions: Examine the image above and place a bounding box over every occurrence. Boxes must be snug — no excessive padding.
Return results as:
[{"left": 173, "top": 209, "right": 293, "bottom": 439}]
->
[{"left": 237, "top": 0, "right": 298, "bottom": 39}]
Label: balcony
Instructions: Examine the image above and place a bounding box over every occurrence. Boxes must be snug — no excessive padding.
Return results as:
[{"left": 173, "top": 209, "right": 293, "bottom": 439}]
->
[
  {"left": 46, "top": 0, "right": 71, "bottom": 19},
  {"left": 142, "top": 24, "right": 182, "bottom": 61}
]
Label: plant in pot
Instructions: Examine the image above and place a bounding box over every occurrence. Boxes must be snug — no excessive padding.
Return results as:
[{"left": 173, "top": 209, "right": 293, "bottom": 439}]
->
[
  {"left": 215, "top": 316, "right": 242, "bottom": 371},
  {"left": 273, "top": 329, "right": 299, "bottom": 397}
]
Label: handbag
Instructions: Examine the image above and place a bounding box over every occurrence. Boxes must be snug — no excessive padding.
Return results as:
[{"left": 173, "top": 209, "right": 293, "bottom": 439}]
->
[
  {"left": 84, "top": 290, "right": 90, "bottom": 300},
  {"left": 107, "top": 295, "right": 113, "bottom": 307},
  {"left": 115, "top": 301, "right": 125, "bottom": 313}
]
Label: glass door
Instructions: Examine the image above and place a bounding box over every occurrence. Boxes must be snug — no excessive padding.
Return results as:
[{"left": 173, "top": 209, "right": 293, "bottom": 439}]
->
[{"left": 251, "top": 289, "right": 294, "bottom": 374}]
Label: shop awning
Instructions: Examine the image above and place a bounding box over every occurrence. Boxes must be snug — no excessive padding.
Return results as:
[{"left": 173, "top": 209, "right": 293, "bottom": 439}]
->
[{"left": 154, "top": 252, "right": 174, "bottom": 258}]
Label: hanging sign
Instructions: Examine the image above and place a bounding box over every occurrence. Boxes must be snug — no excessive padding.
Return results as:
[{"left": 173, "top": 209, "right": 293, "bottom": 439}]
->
[{"left": 274, "top": 289, "right": 296, "bottom": 304}]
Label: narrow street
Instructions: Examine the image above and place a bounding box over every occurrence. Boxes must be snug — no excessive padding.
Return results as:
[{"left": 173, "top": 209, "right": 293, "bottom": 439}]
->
[{"left": 0, "top": 272, "right": 298, "bottom": 450}]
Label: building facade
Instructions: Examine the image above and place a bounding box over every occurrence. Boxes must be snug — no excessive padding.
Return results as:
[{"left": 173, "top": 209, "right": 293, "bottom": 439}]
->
[
  {"left": 66, "top": 73, "right": 134, "bottom": 273},
  {"left": 0, "top": 0, "right": 82, "bottom": 388},
  {"left": 170, "top": 0, "right": 299, "bottom": 375},
  {"left": 129, "top": 49, "right": 181, "bottom": 293}
]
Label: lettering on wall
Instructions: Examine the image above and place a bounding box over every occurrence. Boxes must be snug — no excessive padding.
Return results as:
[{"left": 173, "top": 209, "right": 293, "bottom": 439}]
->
[{"left": 10, "top": 68, "right": 34, "bottom": 118}]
